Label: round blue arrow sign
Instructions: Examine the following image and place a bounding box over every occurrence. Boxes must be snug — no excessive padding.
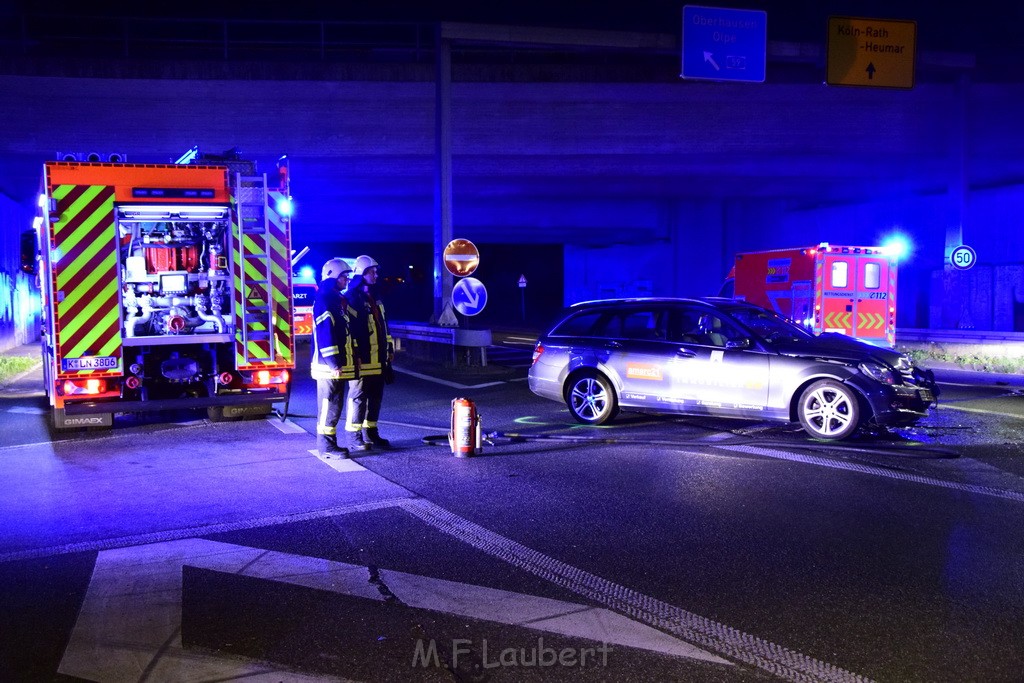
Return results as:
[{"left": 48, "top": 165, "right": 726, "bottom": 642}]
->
[{"left": 452, "top": 277, "right": 488, "bottom": 316}]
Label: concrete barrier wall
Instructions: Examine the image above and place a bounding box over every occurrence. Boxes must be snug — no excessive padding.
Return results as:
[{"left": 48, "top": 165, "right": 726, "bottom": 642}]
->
[{"left": 0, "top": 192, "right": 40, "bottom": 353}]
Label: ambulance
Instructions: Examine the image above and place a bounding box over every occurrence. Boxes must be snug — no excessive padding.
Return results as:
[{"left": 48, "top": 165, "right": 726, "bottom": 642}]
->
[{"left": 724, "top": 243, "right": 897, "bottom": 348}]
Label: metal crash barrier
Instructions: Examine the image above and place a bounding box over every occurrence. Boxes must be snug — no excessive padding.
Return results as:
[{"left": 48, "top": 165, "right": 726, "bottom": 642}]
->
[{"left": 389, "top": 322, "right": 492, "bottom": 366}]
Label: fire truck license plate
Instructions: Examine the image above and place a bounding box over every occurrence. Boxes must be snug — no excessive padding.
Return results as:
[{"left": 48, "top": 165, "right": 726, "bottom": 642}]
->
[{"left": 63, "top": 356, "right": 118, "bottom": 371}]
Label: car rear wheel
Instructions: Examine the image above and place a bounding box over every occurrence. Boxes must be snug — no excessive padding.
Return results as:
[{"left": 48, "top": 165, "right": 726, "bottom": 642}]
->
[
  {"left": 566, "top": 371, "right": 619, "bottom": 425},
  {"left": 797, "top": 379, "right": 861, "bottom": 440}
]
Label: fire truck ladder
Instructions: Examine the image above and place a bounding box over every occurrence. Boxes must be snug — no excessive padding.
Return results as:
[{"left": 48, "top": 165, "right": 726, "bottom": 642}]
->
[{"left": 236, "top": 173, "right": 276, "bottom": 365}]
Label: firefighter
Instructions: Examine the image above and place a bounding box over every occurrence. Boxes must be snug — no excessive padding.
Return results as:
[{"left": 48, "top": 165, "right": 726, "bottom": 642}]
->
[
  {"left": 343, "top": 254, "right": 395, "bottom": 451},
  {"left": 311, "top": 258, "right": 357, "bottom": 456}
]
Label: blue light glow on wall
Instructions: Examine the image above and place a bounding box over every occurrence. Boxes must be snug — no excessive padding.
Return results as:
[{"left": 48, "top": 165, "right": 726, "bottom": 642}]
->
[{"left": 882, "top": 231, "right": 913, "bottom": 261}]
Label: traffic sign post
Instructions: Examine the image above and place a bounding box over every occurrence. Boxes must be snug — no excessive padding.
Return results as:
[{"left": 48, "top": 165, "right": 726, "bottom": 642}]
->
[
  {"left": 443, "top": 238, "right": 480, "bottom": 277},
  {"left": 826, "top": 16, "right": 917, "bottom": 89},
  {"left": 518, "top": 274, "right": 527, "bottom": 321},
  {"left": 950, "top": 245, "right": 976, "bottom": 270},
  {"left": 452, "top": 277, "right": 488, "bottom": 316},
  {"left": 680, "top": 5, "right": 767, "bottom": 83}
]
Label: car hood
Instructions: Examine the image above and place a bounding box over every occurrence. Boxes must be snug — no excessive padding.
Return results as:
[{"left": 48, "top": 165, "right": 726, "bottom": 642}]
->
[{"left": 771, "top": 332, "right": 903, "bottom": 367}]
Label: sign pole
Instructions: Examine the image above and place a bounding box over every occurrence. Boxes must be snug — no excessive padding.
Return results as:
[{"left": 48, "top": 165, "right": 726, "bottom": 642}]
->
[{"left": 517, "top": 274, "right": 527, "bottom": 321}]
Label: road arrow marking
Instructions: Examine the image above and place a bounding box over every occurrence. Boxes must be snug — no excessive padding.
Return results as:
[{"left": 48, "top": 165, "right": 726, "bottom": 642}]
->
[{"left": 703, "top": 51, "right": 720, "bottom": 70}]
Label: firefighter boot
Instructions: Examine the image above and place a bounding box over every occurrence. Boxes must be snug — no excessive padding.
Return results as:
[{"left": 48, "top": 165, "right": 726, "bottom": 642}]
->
[
  {"left": 347, "top": 429, "right": 372, "bottom": 452},
  {"left": 364, "top": 427, "right": 392, "bottom": 450},
  {"left": 317, "top": 434, "right": 349, "bottom": 458}
]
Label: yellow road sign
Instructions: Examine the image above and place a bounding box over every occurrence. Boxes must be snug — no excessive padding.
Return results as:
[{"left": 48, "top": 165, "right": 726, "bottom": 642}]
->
[{"left": 827, "top": 16, "right": 916, "bottom": 89}]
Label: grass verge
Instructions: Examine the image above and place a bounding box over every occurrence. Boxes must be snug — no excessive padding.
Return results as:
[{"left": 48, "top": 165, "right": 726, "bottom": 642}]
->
[
  {"left": 0, "top": 356, "right": 38, "bottom": 385},
  {"left": 905, "top": 348, "right": 1024, "bottom": 374}
]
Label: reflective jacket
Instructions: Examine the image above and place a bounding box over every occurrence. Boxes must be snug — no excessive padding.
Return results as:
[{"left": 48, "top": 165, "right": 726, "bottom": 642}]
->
[
  {"left": 344, "top": 275, "right": 393, "bottom": 377},
  {"left": 311, "top": 278, "right": 357, "bottom": 380}
]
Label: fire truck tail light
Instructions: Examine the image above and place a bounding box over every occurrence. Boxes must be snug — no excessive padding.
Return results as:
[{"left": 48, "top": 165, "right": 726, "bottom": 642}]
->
[
  {"left": 250, "top": 370, "right": 289, "bottom": 386},
  {"left": 63, "top": 379, "right": 107, "bottom": 395}
]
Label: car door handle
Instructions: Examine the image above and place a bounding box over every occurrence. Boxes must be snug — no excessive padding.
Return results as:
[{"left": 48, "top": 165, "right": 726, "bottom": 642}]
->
[{"left": 676, "top": 348, "right": 696, "bottom": 358}]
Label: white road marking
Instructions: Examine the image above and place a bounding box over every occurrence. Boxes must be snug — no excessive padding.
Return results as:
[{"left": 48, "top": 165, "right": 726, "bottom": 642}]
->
[
  {"left": 60, "top": 538, "right": 727, "bottom": 682},
  {"left": 308, "top": 449, "right": 367, "bottom": 473},
  {"left": 399, "top": 498, "right": 871, "bottom": 683},
  {"left": 938, "top": 403, "right": 1024, "bottom": 420},
  {"left": 720, "top": 444, "right": 1024, "bottom": 504},
  {"left": 267, "top": 417, "right": 308, "bottom": 434},
  {"left": 5, "top": 406, "right": 46, "bottom": 414}
]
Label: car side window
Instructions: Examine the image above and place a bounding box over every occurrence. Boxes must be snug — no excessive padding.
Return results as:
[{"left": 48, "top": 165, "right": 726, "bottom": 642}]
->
[
  {"left": 675, "top": 306, "right": 740, "bottom": 347},
  {"left": 592, "top": 312, "right": 622, "bottom": 338},
  {"left": 621, "top": 309, "right": 665, "bottom": 340},
  {"left": 552, "top": 311, "right": 603, "bottom": 336},
  {"left": 669, "top": 308, "right": 702, "bottom": 344}
]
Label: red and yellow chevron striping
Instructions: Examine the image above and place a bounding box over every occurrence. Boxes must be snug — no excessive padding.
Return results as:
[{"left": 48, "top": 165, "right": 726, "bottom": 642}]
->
[
  {"left": 50, "top": 183, "right": 122, "bottom": 377},
  {"left": 232, "top": 187, "right": 294, "bottom": 370}
]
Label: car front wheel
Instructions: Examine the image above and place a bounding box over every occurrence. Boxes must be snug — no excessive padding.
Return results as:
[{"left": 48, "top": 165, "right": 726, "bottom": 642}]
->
[
  {"left": 565, "top": 371, "right": 619, "bottom": 425},
  {"left": 797, "top": 379, "right": 861, "bottom": 440}
]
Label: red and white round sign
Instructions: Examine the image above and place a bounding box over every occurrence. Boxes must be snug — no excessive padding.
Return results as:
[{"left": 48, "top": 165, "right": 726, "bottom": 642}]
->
[{"left": 443, "top": 239, "right": 480, "bottom": 277}]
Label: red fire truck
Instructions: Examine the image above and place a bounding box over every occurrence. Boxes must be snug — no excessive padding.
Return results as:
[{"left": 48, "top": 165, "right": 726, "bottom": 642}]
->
[
  {"left": 32, "top": 154, "right": 295, "bottom": 429},
  {"left": 725, "top": 243, "right": 897, "bottom": 348}
]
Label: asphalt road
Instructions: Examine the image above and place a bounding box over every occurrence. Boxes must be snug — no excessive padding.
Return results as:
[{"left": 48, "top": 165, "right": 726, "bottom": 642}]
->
[{"left": 1, "top": 340, "right": 1023, "bottom": 682}]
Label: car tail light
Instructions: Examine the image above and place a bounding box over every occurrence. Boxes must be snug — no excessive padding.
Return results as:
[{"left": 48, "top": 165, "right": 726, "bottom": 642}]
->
[{"left": 531, "top": 343, "right": 544, "bottom": 365}]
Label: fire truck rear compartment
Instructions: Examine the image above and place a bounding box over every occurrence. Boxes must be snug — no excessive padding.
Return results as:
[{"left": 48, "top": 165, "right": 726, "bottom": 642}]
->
[{"left": 117, "top": 209, "right": 233, "bottom": 340}]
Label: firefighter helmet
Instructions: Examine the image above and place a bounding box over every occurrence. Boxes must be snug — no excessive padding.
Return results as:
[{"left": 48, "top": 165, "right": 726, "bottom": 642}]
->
[
  {"left": 321, "top": 258, "right": 353, "bottom": 281},
  {"left": 352, "top": 255, "right": 379, "bottom": 276}
]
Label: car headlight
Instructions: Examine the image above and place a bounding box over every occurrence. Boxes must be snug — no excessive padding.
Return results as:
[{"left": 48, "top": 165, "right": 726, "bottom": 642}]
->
[
  {"left": 894, "top": 354, "right": 913, "bottom": 373},
  {"left": 858, "top": 361, "right": 896, "bottom": 385}
]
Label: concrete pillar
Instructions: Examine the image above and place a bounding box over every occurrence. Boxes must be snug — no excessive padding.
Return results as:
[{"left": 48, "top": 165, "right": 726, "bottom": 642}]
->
[{"left": 433, "top": 26, "right": 454, "bottom": 322}]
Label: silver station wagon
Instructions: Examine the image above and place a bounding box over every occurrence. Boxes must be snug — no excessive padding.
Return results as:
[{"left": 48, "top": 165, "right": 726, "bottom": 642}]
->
[{"left": 527, "top": 297, "right": 939, "bottom": 440}]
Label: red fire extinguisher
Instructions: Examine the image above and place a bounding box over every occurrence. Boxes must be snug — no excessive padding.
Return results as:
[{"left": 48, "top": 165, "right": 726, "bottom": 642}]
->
[{"left": 449, "top": 397, "right": 482, "bottom": 457}]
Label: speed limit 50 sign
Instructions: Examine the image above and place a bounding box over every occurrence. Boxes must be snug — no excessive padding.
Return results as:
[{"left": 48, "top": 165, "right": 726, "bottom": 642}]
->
[{"left": 950, "top": 245, "right": 976, "bottom": 270}]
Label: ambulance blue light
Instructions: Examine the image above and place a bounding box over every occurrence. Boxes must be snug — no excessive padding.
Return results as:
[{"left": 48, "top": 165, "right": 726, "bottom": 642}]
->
[
  {"left": 882, "top": 233, "right": 912, "bottom": 260},
  {"left": 299, "top": 265, "right": 315, "bottom": 281}
]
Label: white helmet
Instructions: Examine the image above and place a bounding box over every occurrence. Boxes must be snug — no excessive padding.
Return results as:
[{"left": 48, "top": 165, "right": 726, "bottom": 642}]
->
[
  {"left": 352, "top": 255, "right": 379, "bottom": 276},
  {"left": 321, "top": 257, "right": 353, "bottom": 281}
]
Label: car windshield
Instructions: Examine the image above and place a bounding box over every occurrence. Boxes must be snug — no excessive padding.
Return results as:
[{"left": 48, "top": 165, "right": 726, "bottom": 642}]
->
[{"left": 723, "top": 306, "right": 813, "bottom": 344}]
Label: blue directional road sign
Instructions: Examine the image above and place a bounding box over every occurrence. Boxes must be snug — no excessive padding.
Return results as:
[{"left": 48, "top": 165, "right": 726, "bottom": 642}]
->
[
  {"left": 681, "top": 5, "right": 767, "bottom": 83},
  {"left": 452, "top": 277, "right": 488, "bottom": 316}
]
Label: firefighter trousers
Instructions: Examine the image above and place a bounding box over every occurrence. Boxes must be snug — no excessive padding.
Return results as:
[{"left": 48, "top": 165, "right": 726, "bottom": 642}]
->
[
  {"left": 316, "top": 378, "right": 347, "bottom": 438},
  {"left": 345, "top": 374, "right": 385, "bottom": 432}
]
